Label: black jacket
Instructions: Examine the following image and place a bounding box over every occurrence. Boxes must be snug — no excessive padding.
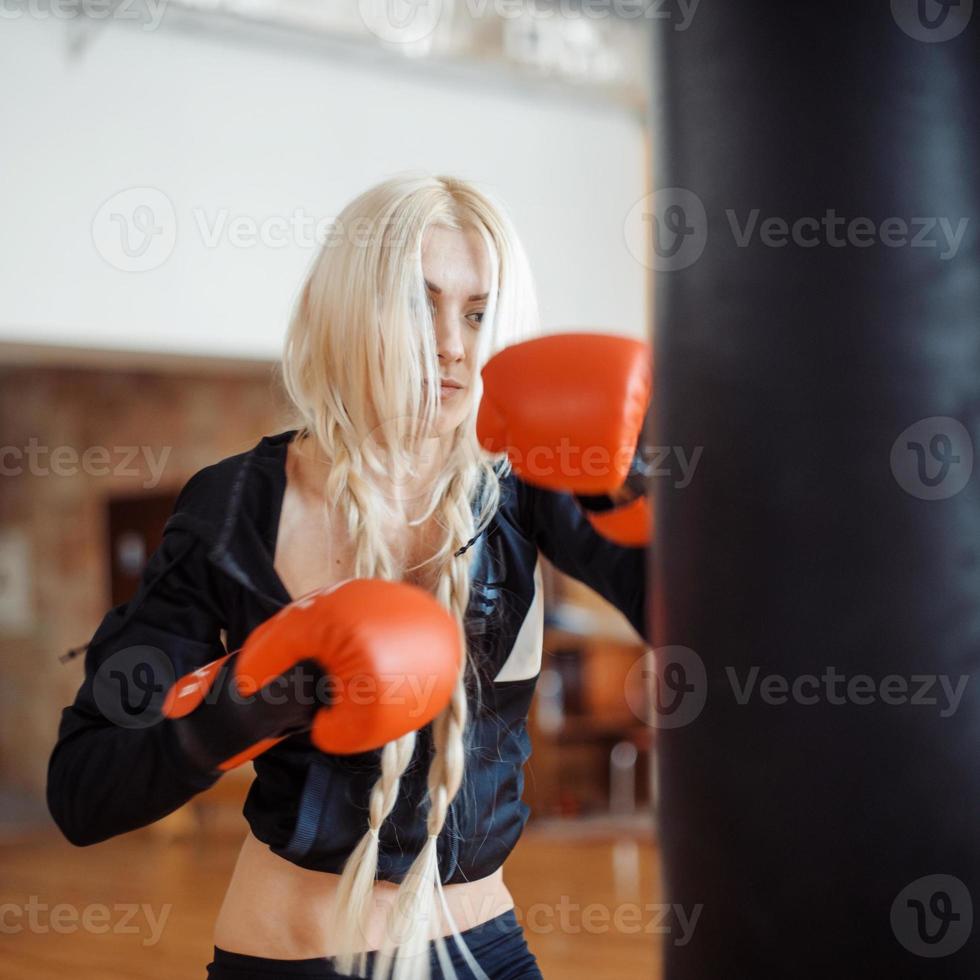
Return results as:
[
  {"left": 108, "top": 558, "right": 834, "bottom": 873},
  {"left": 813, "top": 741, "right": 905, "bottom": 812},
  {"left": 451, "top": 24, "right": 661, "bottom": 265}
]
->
[{"left": 47, "top": 430, "right": 648, "bottom": 884}]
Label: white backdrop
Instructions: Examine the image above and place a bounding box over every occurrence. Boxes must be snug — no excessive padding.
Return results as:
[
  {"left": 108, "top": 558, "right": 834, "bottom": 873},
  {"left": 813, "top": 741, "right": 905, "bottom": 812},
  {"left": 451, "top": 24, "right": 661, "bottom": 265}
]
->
[{"left": 0, "top": 14, "right": 649, "bottom": 360}]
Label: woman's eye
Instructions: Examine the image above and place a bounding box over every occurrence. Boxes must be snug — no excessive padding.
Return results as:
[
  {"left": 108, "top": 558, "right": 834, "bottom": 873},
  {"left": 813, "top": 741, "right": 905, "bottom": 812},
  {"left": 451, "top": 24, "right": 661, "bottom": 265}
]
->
[{"left": 467, "top": 310, "right": 485, "bottom": 327}]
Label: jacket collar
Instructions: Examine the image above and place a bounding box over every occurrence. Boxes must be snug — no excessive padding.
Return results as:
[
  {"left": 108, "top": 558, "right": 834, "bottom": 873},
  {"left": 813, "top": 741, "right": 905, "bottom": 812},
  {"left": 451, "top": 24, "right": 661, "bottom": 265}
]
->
[
  {"left": 167, "top": 428, "right": 496, "bottom": 610},
  {"left": 168, "top": 430, "right": 296, "bottom": 611}
]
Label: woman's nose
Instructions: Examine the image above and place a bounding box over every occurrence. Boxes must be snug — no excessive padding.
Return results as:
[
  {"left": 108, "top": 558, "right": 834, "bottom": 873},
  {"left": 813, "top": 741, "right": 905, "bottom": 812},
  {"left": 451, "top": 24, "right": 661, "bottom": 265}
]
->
[{"left": 435, "top": 315, "right": 465, "bottom": 362}]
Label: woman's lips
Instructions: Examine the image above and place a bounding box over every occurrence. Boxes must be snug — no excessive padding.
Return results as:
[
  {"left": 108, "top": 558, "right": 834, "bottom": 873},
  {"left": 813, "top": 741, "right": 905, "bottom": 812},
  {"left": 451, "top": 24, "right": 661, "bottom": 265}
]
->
[{"left": 423, "top": 379, "right": 464, "bottom": 399}]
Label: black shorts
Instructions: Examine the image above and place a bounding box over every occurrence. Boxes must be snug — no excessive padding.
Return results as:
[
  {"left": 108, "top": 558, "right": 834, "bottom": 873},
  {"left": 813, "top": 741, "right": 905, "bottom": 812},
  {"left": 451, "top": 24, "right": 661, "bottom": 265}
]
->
[{"left": 205, "top": 908, "right": 543, "bottom": 980}]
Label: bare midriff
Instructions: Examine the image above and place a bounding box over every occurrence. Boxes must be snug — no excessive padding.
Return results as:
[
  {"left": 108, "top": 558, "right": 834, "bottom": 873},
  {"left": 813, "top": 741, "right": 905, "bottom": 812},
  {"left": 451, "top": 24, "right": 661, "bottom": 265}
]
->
[{"left": 213, "top": 832, "right": 514, "bottom": 958}]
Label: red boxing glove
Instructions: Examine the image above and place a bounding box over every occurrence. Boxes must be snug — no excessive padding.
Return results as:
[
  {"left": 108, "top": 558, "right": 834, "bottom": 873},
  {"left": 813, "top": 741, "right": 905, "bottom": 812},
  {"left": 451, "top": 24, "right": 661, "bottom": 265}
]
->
[
  {"left": 163, "top": 579, "right": 461, "bottom": 772},
  {"left": 477, "top": 332, "right": 652, "bottom": 547}
]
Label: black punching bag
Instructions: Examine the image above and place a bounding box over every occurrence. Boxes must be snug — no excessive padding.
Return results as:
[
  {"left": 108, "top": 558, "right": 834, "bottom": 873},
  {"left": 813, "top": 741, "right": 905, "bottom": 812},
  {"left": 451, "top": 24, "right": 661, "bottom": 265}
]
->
[{"left": 650, "top": 2, "right": 978, "bottom": 977}]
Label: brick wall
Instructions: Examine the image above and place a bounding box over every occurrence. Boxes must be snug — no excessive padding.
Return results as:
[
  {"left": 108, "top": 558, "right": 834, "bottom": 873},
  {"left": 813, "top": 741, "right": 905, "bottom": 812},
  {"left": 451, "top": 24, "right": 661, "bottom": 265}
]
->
[{"left": 0, "top": 363, "right": 286, "bottom": 809}]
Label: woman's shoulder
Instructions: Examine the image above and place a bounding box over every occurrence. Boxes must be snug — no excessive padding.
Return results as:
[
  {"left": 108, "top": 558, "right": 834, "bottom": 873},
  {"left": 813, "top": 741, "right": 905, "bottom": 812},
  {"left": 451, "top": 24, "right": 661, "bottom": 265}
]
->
[{"left": 169, "top": 430, "right": 296, "bottom": 531}]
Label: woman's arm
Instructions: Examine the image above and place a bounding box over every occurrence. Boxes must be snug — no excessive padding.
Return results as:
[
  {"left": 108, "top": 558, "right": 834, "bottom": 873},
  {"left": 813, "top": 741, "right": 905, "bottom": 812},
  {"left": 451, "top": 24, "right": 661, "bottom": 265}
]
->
[
  {"left": 478, "top": 332, "right": 652, "bottom": 641},
  {"left": 47, "top": 526, "right": 230, "bottom": 846},
  {"left": 516, "top": 476, "right": 650, "bottom": 644}
]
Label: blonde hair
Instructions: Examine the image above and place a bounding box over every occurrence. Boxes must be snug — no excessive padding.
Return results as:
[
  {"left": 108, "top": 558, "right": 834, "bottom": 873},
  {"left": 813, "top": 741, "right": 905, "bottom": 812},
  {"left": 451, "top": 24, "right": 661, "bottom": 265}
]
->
[{"left": 280, "top": 174, "right": 539, "bottom": 979}]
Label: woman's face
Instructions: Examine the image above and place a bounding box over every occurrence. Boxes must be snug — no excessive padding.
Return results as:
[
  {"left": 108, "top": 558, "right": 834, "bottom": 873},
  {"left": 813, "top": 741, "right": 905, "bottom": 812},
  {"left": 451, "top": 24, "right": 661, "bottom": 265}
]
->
[{"left": 420, "top": 224, "right": 490, "bottom": 436}]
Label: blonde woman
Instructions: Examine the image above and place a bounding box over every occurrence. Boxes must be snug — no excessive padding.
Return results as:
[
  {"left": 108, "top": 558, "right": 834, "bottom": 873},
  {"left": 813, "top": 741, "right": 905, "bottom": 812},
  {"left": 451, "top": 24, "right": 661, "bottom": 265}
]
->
[{"left": 48, "top": 174, "right": 650, "bottom": 979}]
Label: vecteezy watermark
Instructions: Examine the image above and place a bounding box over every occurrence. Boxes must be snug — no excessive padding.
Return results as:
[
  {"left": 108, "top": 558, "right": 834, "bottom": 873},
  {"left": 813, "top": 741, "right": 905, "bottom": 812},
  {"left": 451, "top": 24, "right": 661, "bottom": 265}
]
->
[
  {"left": 512, "top": 897, "right": 702, "bottom": 944},
  {"left": 891, "top": 0, "right": 973, "bottom": 43},
  {"left": 626, "top": 647, "right": 708, "bottom": 729},
  {"left": 357, "top": 0, "right": 700, "bottom": 45},
  {"left": 625, "top": 188, "right": 708, "bottom": 272},
  {"left": 890, "top": 417, "right": 974, "bottom": 500},
  {"left": 501, "top": 0, "right": 702, "bottom": 29},
  {"left": 191, "top": 208, "right": 420, "bottom": 252},
  {"left": 93, "top": 645, "right": 448, "bottom": 729},
  {"left": 389, "top": 889, "right": 703, "bottom": 945},
  {"left": 726, "top": 210, "right": 970, "bottom": 261},
  {"left": 0, "top": 440, "right": 172, "bottom": 489},
  {"left": 891, "top": 875, "right": 973, "bottom": 957},
  {"left": 616, "top": 0, "right": 701, "bottom": 29},
  {"left": 0, "top": 0, "right": 168, "bottom": 30},
  {"left": 93, "top": 646, "right": 177, "bottom": 729},
  {"left": 93, "top": 192, "right": 439, "bottom": 271},
  {"left": 486, "top": 439, "right": 701, "bottom": 490},
  {"left": 349, "top": 413, "right": 701, "bottom": 511},
  {"left": 625, "top": 189, "right": 971, "bottom": 271},
  {"left": 358, "top": 0, "right": 447, "bottom": 46},
  {"left": 92, "top": 187, "right": 177, "bottom": 272},
  {"left": 726, "top": 667, "right": 969, "bottom": 719},
  {"left": 637, "top": 444, "right": 702, "bottom": 490},
  {"left": 0, "top": 897, "right": 171, "bottom": 946},
  {"left": 625, "top": 649, "right": 971, "bottom": 728}
]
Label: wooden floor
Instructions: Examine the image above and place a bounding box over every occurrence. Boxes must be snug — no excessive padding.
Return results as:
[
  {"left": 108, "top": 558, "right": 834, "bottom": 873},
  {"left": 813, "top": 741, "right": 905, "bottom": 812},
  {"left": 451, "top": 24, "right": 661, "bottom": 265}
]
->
[{"left": 0, "top": 824, "right": 660, "bottom": 979}]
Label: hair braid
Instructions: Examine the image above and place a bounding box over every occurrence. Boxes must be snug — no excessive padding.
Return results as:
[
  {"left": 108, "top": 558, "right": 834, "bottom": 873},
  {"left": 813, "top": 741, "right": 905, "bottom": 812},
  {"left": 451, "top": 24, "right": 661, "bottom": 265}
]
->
[{"left": 279, "top": 172, "right": 537, "bottom": 980}]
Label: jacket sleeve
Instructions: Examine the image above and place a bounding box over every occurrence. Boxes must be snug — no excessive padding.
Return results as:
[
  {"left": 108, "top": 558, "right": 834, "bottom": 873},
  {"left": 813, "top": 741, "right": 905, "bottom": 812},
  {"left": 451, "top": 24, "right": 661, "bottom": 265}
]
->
[
  {"left": 47, "top": 501, "right": 232, "bottom": 846},
  {"left": 515, "top": 476, "right": 651, "bottom": 644}
]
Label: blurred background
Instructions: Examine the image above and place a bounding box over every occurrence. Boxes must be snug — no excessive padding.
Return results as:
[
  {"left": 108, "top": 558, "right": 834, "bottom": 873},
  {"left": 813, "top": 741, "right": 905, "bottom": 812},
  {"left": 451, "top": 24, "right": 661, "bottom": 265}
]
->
[{"left": 0, "top": 3, "right": 657, "bottom": 977}]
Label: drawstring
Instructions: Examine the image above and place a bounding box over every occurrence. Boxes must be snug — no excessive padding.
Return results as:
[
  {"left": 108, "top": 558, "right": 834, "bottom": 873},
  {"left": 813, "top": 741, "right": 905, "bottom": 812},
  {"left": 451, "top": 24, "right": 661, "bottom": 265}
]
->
[{"left": 453, "top": 529, "right": 484, "bottom": 558}]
